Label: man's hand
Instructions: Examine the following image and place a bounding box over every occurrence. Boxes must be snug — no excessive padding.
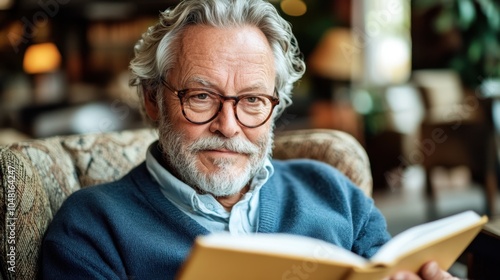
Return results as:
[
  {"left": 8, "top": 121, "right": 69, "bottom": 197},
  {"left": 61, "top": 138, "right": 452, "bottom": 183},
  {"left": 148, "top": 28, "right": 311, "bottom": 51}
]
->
[{"left": 386, "top": 261, "right": 460, "bottom": 280}]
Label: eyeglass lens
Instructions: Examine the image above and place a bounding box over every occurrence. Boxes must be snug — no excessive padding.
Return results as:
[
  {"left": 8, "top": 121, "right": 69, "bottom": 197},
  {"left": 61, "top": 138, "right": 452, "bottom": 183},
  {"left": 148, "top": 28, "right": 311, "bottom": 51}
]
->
[{"left": 181, "top": 89, "right": 275, "bottom": 127}]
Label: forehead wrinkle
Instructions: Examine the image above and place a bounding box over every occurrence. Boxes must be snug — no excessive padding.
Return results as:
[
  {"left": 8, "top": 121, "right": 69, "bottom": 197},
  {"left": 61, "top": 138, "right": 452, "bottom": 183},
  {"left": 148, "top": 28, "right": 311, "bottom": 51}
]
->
[{"left": 175, "top": 25, "right": 275, "bottom": 94}]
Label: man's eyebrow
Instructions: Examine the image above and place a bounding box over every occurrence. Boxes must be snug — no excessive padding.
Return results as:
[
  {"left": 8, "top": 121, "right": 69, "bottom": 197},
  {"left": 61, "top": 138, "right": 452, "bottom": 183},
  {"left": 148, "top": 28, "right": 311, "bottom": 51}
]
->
[
  {"left": 195, "top": 77, "right": 212, "bottom": 86},
  {"left": 186, "top": 77, "right": 271, "bottom": 93},
  {"left": 242, "top": 83, "right": 274, "bottom": 94},
  {"left": 184, "top": 77, "right": 212, "bottom": 87}
]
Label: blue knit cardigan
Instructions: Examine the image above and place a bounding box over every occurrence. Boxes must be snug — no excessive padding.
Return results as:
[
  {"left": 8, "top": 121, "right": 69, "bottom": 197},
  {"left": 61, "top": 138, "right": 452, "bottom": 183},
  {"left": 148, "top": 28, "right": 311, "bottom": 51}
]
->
[{"left": 41, "top": 159, "right": 390, "bottom": 279}]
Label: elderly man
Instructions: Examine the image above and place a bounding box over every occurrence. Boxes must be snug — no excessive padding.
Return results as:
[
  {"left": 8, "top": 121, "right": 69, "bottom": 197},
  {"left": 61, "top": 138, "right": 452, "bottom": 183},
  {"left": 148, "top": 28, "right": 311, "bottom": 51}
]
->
[{"left": 41, "top": 0, "right": 457, "bottom": 279}]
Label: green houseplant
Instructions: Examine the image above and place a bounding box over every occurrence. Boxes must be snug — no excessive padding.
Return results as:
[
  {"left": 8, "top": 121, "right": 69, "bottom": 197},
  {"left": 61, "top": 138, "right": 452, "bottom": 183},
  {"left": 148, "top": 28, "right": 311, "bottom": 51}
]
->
[{"left": 416, "top": 0, "right": 500, "bottom": 87}]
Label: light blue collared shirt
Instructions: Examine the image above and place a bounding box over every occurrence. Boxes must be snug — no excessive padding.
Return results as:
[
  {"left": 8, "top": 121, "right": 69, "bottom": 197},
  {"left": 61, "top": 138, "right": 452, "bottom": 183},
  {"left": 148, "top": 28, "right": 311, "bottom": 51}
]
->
[{"left": 145, "top": 142, "right": 274, "bottom": 234}]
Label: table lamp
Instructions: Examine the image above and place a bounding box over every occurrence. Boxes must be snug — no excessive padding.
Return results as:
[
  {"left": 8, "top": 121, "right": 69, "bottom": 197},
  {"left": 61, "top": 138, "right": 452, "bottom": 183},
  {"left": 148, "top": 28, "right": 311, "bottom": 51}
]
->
[{"left": 23, "top": 42, "right": 64, "bottom": 104}]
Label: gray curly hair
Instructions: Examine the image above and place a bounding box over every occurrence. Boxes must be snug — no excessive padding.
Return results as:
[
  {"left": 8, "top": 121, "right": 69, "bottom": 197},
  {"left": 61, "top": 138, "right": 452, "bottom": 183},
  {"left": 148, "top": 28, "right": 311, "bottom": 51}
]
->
[{"left": 129, "top": 0, "right": 305, "bottom": 127}]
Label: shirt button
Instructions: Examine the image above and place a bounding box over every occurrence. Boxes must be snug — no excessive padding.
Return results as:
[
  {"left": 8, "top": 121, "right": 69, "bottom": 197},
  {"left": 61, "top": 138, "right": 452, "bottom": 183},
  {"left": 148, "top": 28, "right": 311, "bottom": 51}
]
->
[{"left": 206, "top": 203, "right": 214, "bottom": 210}]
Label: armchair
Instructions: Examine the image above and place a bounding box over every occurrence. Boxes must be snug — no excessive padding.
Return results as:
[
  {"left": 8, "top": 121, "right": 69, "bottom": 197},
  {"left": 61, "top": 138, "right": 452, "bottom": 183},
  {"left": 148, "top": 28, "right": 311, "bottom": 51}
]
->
[{"left": 0, "top": 128, "right": 372, "bottom": 279}]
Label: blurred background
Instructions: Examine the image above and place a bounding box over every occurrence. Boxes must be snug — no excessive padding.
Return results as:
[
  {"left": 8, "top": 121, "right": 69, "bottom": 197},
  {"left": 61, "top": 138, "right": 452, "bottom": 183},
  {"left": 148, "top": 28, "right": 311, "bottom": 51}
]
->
[
  {"left": 1, "top": 0, "right": 500, "bottom": 234},
  {"left": 1, "top": 0, "right": 500, "bottom": 276}
]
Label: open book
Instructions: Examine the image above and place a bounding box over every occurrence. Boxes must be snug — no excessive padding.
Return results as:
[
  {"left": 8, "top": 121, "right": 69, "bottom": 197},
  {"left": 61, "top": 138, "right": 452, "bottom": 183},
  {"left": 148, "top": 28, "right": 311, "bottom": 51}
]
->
[{"left": 177, "top": 211, "right": 487, "bottom": 280}]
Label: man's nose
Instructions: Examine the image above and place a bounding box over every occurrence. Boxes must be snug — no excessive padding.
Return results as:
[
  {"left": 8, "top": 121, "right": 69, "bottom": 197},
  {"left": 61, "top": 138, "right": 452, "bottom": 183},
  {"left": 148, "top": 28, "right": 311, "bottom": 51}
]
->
[{"left": 209, "top": 101, "right": 241, "bottom": 138}]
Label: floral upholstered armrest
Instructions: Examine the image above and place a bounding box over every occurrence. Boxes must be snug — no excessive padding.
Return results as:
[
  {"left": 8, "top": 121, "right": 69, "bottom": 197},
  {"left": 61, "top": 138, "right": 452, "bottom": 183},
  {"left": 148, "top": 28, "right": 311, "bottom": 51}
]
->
[{"left": 0, "top": 128, "right": 157, "bottom": 279}]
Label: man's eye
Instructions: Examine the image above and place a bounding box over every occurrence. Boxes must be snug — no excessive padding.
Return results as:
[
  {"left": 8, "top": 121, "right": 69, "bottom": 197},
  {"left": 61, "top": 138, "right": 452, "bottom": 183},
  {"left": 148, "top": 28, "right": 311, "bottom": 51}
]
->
[
  {"left": 246, "top": 96, "right": 258, "bottom": 103},
  {"left": 242, "top": 96, "right": 266, "bottom": 105},
  {"left": 193, "top": 93, "right": 209, "bottom": 100}
]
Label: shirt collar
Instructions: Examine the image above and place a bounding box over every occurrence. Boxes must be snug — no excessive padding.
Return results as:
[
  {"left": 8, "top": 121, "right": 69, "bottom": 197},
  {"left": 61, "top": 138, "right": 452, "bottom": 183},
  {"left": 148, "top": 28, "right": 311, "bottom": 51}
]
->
[{"left": 145, "top": 141, "right": 273, "bottom": 221}]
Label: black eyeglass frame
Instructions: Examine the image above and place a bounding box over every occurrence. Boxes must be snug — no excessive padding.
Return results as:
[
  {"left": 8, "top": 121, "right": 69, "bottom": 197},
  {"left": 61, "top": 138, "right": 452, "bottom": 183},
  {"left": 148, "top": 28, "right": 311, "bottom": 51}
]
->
[{"left": 161, "top": 78, "right": 280, "bottom": 128}]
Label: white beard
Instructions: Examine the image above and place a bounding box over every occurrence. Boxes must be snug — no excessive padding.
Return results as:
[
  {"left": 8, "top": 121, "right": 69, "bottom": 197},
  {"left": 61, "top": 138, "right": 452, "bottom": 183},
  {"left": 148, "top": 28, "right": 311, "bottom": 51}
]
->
[{"left": 157, "top": 106, "right": 273, "bottom": 197}]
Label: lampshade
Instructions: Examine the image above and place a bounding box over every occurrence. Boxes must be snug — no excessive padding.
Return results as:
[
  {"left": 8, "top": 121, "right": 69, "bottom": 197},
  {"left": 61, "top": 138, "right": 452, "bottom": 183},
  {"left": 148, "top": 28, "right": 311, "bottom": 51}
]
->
[
  {"left": 23, "top": 43, "right": 62, "bottom": 74},
  {"left": 308, "top": 28, "right": 361, "bottom": 81}
]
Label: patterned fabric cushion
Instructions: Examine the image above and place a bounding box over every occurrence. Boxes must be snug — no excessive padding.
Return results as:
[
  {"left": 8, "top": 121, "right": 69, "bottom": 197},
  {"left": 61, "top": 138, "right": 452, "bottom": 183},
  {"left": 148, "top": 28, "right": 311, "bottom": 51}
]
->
[{"left": 0, "top": 128, "right": 371, "bottom": 279}]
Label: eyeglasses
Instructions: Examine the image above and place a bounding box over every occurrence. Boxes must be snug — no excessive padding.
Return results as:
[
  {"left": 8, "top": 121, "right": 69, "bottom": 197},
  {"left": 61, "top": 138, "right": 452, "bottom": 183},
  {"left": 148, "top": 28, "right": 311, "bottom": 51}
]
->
[{"left": 161, "top": 79, "right": 280, "bottom": 128}]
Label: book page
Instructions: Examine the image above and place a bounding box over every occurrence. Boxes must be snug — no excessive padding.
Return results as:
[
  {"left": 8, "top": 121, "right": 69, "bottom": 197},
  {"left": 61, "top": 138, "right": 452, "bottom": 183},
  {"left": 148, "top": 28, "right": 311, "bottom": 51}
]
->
[
  {"left": 198, "top": 232, "right": 368, "bottom": 267},
  {"left": 371, "top": 211, "right": 482, "bottom": 264}
]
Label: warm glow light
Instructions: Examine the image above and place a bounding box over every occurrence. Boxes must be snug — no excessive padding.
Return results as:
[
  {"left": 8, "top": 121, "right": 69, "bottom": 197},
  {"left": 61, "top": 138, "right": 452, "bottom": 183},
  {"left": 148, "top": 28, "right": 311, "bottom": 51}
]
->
[
  {"left": 0, "top": 0, "right": 13, "bottom": 10},
  {"left": 23, "top": 43, "right": 62, "bottom": 74},
  {"left": 280, "top": 0, "right": 307, "bottom": 17}
]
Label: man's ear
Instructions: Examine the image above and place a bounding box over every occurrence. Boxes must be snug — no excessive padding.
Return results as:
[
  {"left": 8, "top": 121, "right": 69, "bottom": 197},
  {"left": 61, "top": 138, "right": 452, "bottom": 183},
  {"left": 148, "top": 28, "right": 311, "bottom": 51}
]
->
[{"left": 144, "top": 88, "right": 160, "bottom": 121}]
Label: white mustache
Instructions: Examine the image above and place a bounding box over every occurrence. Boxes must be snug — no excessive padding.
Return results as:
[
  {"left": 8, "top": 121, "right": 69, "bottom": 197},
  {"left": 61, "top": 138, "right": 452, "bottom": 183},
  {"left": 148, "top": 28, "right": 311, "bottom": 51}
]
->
[{"left": 188, "top": 136, "right": 260, "bottom": 155}]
